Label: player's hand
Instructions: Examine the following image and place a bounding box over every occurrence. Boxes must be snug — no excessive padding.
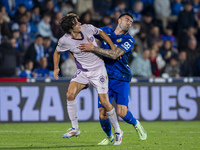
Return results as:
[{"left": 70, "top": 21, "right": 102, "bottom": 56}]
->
[
  {"left": 117, "top": 56, "right": 122, "bottom": 60},
  {"left": 53, "top": 68, "right": 60, "bottom": 80},
  {"left": 79, "top": 38, "right": 94, "bottom": 51}
]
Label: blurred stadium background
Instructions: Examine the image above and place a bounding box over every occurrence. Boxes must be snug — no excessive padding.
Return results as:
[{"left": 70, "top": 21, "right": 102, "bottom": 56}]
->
[{"left": 0, "top": 0, "right": 200, "bottom": 149}]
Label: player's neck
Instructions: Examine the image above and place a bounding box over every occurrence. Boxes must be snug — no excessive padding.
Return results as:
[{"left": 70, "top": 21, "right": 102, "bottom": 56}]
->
[
  {"left": 114, "top": 27, "right": 126, "bottom": 35},
  {"left": 70, "top": 32, "right": 82, "bottom": 39}
]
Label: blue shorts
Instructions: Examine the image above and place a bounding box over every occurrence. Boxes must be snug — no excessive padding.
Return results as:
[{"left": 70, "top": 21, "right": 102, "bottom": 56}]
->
[{"left": 98, "top": 78, "right": 130, "bottom": 108}]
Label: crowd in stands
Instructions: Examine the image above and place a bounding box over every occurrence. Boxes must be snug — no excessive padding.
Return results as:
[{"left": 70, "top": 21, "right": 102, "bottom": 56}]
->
[{"left": 0, "top": 0, "right": 200, "bottom": 78}]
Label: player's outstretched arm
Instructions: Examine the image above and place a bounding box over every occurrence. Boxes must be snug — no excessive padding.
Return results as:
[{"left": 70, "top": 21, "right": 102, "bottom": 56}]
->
[
  {"left": 79, "top": 38, "right": 125, "bottom": 60},
  {"left": 53, "top": 49, "right": 61, "bottom": 80},
  {"left": 99, "top": 30, "right": 116, "bottom": 50}
]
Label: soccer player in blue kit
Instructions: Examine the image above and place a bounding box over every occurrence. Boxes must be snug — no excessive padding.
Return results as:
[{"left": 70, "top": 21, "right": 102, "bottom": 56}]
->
[{"left": 79, "top": 12, "right": 147, "bottom": 145}]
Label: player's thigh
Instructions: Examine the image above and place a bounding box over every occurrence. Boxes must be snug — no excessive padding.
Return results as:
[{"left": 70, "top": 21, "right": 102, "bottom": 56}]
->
[
  {"left": 71, "top": 69, "right": 90, "bottom": 85},
  {"left": 67, "top": 81, "right": 86, "bottom": 100},
  {"left": 89, "top": 66, "right": 108, "bottom": 94},
  {"left": 114, "top": 80, "right": 130, "bottom": 107}
]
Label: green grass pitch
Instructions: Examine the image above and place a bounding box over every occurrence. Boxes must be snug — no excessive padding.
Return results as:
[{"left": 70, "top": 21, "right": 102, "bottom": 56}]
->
[{"left": 0, "top": 121, "right": 199, "bottom": 150}]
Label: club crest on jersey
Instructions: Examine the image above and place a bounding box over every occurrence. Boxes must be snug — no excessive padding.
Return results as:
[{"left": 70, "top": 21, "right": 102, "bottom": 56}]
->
[
  {"left": 117, "top": 38, "right": 122, "bottom": 42},
  {"left": 99, "top": 75, "right": 106, "bottom": 84},
  {"left": 89, "top": 37, "right": 94, "bottom": 42}
]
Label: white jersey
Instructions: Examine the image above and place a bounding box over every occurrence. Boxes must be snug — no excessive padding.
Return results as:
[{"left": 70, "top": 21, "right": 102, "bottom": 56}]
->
[{"left": 56, "top": 24, "right": 105, "bottom": 71}]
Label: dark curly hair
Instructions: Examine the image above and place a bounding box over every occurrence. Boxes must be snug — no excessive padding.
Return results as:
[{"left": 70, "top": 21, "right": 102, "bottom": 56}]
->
[{"left": 59, "top": 13, "right": 79, "bottom": 34}]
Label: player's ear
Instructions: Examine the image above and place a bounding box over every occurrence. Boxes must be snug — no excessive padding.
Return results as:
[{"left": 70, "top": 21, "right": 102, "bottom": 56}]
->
[{"left": 117, "top": 18, "right": 121, "bottom": 24}]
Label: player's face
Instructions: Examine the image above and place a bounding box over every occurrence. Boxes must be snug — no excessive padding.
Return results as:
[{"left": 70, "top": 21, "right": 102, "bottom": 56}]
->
[
  {"left": 119, "top": 15, "right": 133, "bottom": 32},
  {"left": 72, "top": 18, "right": 81, "bottom": 33}
]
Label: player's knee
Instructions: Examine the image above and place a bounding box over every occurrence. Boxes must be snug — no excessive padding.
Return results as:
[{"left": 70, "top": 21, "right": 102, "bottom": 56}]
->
[
  {"left": 117, "top": 109, "right": 126, "bottom": 118},
  {"left": 99, "top": 114, "right": 107, "bottom": 120},
  {"left": 66, "top": 91, "right": 75, "bottom": 100}
]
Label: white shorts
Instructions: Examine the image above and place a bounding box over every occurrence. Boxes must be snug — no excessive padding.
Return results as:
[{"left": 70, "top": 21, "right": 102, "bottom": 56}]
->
[{"left": 71, "top": 66, "right": 108, "bottom": 94}]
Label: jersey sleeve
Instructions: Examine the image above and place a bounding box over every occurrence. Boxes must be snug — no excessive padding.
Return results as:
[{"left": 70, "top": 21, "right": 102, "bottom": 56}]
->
[
  {"left": 118, "top": 37, "right": 135, "bottom": 53},
  {"left": 86, "top": 24, "right": 100, "bottom": 35},
  {"left": 56, "top": 38, "right": 69, "bottom": 52}
]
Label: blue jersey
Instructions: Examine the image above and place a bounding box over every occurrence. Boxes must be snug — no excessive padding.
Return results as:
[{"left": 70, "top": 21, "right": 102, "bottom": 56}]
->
[{"left": 98, "top": 26, "right": 135, "bottom": 82}]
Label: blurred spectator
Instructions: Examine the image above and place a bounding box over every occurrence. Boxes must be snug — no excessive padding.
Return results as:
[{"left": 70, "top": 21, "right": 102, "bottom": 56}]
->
[
  {"left": 0, "top": 5, "right": 10, "bottom": 23},
  {"left": 149, "top": 49, "right": 160, "bottom": 77},
  {"left": 193, "top": 55, "right": 200, "bottom": 76},
  {"left": 140, "top": 10, "right": 162, "bottom": 35},
  {"left": 129, "top": 0, "right": 143, "bottom": 21},
  {"left": 134, "top": 29, "right": 148, "bottom": 52},
  {"left": 147, "top": 25, "right": 163, "bottom": 48},
  {"left": 110, "top": 10, "right": 121, "bottom": 28},
  {"left": 154, "top": 0, "right": 171, "bottom": 28},
  {"left": 130, "top": 49, "right": 154, "bottom": 77},
  {"left": 163, "top": 56, "right": 180, "bottom": 78},
  {"left": 79, "top": 11, "right": 93, "bottom": 24},
  {"left": 179, "top": 51, "right": 193, "bottom": 76},
  {"left": 0, "top": 0, "right": 19, "bottom": 18},
  {"left": 161, "top": 25, "right": 177, "bottom": 49},
  {"left": 0, "top": 37, "right": 19, "bottom": 77},
  {"left": 197, "top": 20, "right": 200, "bottom": 47},
  {"left": 61, "top": 52, "right": 77, "bottom": 78},
  {"left": 172, "top": 0, "right": 184, "bottom": 16},
  {"left": 38, "top": 13, "right": 57, "bottom": 43},
  {"left": 177, "top": 2, "right": 197, "bottom": 37},
  {"left": 0, "top": 10, "right": 11, "bottom": 38},
  {"left": 15, "top": 4, "right": 27, "bottom": 22},
  {"left": 18, "top": 22, "right": 31, "bottom": 52},
  {"left": 24, "top": 35, "right": 44, "bottom": 68},
  {"left": 61, "top": 1, "right": 74, "bottom": 16},
  {"left": 112, "top": 0, "right": 126, "bottom": 15},
  {"left": 12, "top": 29, "right": 24, "bottom": 56},
  {"left": 76, "top": 0, "right": 93, "bottom": 16},
  {"left": 128, "top": 44, "right": 140, "bottom": 65},
  {"left": 41, "top": 0, "right": 57, "bottom": 18},
  {"left": 151, "top": 44, "right": 166, "bottom": 72},
  {"left": 129, "top": 21, "right": 141, "bottom": 37},
  {"left": 178, "top": 26, "right": 197, "bottom": 50},
  {"left": 10, "top": 36, "right": 24, "bottom": 76},
  {"left": 192, "top": 0, "right": 200, "bottom": 14},
  {"left": 9, "top": 36, "right": 22, "bottom": 64},
  {"left": 43, "top": 36, "right": 55, "bottom": 70},
  {"left": 98, "top": 15, "right": 112, "bottom": 27},
  {"left": 19, "top": 59, "right": 34, "bottom": 78},
  {"left": 93, "top": 0, "right": 112, "bottom": 18},
  {"left": 26, "top": 11, "right": 38, "bottom": 39},
  {"left": 142, "top": 0, "right": 154, "bottom": 8},
  {"left": 186, "top": 38, "right": 200, "bottom": 68},
  {"left": 31, "top": 6, "right": 41, "bottom": 24},
  {"left": 21, "top": 0, "right": 34, "bottom": 10},
  {"left": 34, "top": 57, "right": 50, "bottom": 77},
  {"left": 160, "top": 40, "right": 178, "bottom": 63},
  {"left": 50, "top": 12, "right": 64, "bottom": 39}
]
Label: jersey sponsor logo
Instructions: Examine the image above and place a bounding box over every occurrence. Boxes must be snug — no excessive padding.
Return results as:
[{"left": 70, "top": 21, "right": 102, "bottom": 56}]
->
[
  {"left": 99, "top": 75, "right": 106, "bottom": 84},
  {"left": 121, "top": 42, "right": 131, "bottom": 50},
  {"left": 117, "top": 38, "right": 122, "bottom": 42}
]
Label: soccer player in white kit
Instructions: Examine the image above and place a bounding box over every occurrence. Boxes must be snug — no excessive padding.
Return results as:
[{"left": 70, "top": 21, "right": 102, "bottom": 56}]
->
[{"left": 53, "top": 13, "right": 123, "bottom": 144}]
